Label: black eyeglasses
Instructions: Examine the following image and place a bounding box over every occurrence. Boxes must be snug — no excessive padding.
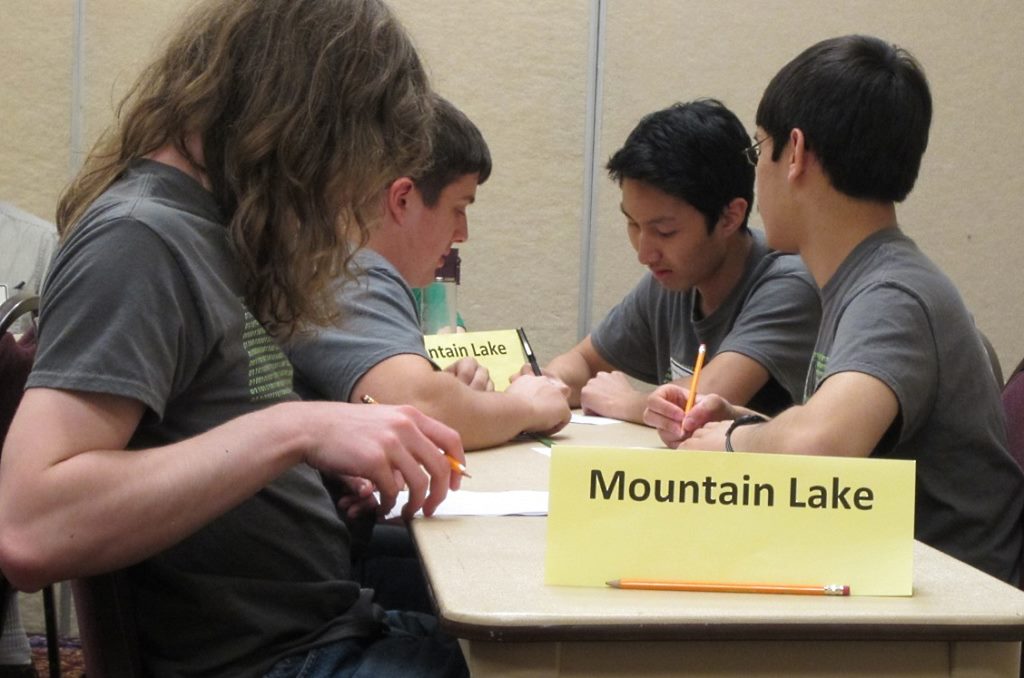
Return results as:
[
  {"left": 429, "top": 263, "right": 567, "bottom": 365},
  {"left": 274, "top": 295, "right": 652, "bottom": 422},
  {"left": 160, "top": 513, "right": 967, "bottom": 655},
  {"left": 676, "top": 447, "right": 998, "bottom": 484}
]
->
[{"left": 743, "top": 137, "right": 768, "bottom": 167}]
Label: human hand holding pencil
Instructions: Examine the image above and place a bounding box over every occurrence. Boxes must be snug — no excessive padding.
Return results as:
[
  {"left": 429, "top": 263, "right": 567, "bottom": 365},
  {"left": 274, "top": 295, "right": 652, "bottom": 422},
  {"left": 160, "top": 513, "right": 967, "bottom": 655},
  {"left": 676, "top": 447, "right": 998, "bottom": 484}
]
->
[
  {"left": 642, "top": 344, "right": 707, "bottom": 445},
  {"left": 361, "top": 394, "right": 471, "bottom": 478},
  {"left": 298, "top": 399, "right": 463, "bottom": 520},
  {"left": 644, "top": 344, "right": 744, "bottom": 448}
]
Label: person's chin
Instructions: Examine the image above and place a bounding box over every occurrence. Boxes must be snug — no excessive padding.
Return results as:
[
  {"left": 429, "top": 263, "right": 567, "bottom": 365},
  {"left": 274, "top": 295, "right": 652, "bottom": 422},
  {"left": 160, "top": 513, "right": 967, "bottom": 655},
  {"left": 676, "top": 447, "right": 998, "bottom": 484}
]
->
[
  {"left": 651, "top": 269, "right": 678, "bottom": 286},
  {"left": 410, "top": 271, "right": 433, "bottom": 287}
]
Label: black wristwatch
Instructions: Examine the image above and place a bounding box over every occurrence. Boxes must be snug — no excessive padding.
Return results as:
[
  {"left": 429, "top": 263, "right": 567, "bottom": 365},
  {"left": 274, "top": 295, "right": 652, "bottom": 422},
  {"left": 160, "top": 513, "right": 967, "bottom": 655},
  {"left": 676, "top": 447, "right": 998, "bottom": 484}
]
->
[{"left": 724, "top": 414, "right": 768, "bottom": 452}]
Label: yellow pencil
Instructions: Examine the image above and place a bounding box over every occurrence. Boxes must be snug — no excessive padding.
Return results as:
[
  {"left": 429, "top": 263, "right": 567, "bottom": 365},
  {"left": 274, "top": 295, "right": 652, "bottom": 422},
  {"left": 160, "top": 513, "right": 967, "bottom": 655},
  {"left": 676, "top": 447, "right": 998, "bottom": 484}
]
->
[
  {"left": 684, "top": 344, "right": 707, "bottom": 414},
  {"left": 360, "top": 394, "right": 471, "bottom": 478},
  {"left": 607, "top": 579, "right": 850, "bottom": 596}
]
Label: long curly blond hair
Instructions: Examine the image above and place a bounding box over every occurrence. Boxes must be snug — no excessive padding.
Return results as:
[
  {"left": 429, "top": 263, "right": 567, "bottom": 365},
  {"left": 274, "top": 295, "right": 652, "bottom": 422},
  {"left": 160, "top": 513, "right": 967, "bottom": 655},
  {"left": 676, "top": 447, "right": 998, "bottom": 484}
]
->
[{"left": 57, "top": 0, "right": 433, "bottom": 337}]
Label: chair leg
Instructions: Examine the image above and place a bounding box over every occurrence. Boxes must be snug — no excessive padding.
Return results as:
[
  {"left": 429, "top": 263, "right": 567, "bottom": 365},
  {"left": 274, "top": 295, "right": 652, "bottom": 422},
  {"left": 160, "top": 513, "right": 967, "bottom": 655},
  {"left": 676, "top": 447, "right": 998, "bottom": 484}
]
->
[
  {"left": 42, "top": 585, "right": 60, "bottom": 678},
  {"left": 57, "top": 583, "right": 72, "bottom": 642}
]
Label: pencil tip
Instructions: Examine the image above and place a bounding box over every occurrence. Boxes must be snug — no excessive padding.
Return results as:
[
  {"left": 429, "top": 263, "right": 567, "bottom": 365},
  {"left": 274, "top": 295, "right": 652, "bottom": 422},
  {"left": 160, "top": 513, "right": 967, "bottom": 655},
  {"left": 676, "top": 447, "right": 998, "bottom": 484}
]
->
[{"left": 606, "top": 579, "right": 621, "bottom": 588}]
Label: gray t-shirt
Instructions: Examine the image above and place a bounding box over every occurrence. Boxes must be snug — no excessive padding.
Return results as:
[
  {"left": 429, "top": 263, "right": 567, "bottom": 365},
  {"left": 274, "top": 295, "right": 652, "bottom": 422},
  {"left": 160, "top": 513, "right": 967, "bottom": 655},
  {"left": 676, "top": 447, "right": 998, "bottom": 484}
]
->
[
  {"left": 591, "top": 230, "right": 820, "bottom": 415},
  {"left": 287, "top": 248, "right": 429, "bottom": 402},
  {"left": 28, "top": 161, "right": 381, "bottom": 676},
  {"left": 807, "top": 227, "right": 1023, "bottom": 582}
]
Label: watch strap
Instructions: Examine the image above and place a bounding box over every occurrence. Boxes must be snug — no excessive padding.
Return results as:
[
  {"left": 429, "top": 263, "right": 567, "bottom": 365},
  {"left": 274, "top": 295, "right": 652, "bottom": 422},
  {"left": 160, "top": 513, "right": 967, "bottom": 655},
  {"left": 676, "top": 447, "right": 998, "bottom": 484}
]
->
[{"left": 724, "top": 413, "right": 768, "bottom": 452}]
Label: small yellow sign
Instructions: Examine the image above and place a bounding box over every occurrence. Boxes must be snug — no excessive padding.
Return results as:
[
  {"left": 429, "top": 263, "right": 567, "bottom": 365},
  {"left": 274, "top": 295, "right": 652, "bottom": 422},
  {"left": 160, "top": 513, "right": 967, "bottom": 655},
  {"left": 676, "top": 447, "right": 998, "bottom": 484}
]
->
[
  {"left": 423, "top": 328, "right": 529, "bottom": 390},
  {"left": 545, "top": 446, "right": 915, "bottom": 596}
]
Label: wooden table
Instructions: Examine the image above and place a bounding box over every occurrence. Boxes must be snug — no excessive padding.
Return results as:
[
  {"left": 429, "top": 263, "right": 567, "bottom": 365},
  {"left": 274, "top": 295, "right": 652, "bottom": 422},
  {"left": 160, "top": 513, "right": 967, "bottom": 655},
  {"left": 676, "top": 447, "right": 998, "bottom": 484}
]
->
[{"left": 412, "top": 418, "right": 1024, "bottom": 676}]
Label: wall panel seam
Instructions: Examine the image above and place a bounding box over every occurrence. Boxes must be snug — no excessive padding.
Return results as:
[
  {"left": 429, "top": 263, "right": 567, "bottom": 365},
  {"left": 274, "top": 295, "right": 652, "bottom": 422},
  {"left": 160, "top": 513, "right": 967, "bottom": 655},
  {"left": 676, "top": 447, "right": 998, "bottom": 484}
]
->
[
  {"left": 69, "top": 0, "right": 86, "bottom": 178},
  {"left": 577, "top": 0, "right": 606, "bottom": 340}
]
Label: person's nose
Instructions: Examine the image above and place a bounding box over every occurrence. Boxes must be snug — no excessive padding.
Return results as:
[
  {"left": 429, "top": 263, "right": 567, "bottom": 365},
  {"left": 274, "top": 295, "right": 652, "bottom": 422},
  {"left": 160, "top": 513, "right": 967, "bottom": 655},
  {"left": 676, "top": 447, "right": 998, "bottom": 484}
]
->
[
  {"left": 636, "top": 232, "right": 659, "bottom": 266},
  {"left": 453, "top": 222, "right": 468, "bottom": 244}
]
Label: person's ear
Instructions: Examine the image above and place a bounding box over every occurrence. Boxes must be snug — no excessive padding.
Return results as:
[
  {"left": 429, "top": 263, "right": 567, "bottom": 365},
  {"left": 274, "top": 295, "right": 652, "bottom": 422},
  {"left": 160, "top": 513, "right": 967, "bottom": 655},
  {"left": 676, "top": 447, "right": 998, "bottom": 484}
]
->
[
  {"left": 787, "top": 128, "right": 808, "bottom": 182},
  {"left": 717, "top": 197, "right": 749, "bottom": 236},
  {"left": 386, "top": 177, "right": 416, "bottom": 223}
]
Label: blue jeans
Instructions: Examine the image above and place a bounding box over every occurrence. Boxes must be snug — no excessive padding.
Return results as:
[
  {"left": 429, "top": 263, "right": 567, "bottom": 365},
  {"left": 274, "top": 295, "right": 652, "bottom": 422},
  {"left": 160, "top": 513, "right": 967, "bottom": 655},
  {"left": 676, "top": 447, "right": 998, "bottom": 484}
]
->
[{"left": 264, "top": 610, "right": 468, "bottom": 678}]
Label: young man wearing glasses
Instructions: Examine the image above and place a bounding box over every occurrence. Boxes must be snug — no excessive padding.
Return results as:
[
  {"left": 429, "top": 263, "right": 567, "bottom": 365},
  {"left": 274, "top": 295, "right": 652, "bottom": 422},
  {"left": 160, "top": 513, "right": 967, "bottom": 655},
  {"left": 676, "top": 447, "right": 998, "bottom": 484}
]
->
[
  {"left": 537, "top": 99, "right": 820, "bottom": 423},
  {"left": 645, "top": 37, "right": 1023, "bottom": 584}
]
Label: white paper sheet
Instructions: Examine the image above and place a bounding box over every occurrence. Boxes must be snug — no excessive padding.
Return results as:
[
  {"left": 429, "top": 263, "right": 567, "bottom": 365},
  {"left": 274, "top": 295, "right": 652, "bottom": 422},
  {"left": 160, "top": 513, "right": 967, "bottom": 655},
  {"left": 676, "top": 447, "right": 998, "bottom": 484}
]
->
[
  {"left": 570, "top": 413, "right": 622, "bottom": 425},
  {"left": 383, "top": 489, "right": 549, "bottom": 519}
]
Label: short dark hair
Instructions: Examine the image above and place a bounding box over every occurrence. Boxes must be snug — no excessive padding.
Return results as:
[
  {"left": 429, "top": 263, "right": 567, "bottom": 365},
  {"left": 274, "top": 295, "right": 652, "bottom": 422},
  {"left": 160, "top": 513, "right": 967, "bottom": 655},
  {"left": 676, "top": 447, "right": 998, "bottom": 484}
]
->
[
  {"left": 415, "top": 96, "right": 492, "bottom": 207},
  {"left": 756, "top": 35, "right": 932, "bottom": 203},
  {"left": 606, "top": 99, "right": 754, "bottom": 233}
]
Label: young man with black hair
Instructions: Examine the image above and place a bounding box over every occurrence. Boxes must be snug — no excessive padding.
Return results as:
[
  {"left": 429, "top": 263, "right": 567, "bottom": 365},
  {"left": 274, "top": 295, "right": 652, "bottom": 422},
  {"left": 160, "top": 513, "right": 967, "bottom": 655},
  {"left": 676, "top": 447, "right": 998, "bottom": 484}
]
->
[
  {"left": 287, "top": 96, "right": 571, "bottom": 451},
  {"left": 646, "top": 35, "right": 1024, "bottom": 584},
  {"left": 539, "top": 99, "right": 820, "bottom": 423}
]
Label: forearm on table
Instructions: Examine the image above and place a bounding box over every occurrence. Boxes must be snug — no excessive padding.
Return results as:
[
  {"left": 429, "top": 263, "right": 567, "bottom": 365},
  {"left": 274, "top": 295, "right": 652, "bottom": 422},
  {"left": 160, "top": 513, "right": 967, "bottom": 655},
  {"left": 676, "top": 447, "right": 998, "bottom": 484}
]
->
[
  {"left": 725, "top": 404, "right": 867, "bottom": 457},
  {"left": 618, "top": 390, "right": 649, "bottom": 423},
  {"left": 688, "top": 351, "right": 771, "bottom": 407},
  {"left": 547, "top": 338, "right": 618, "bottom": 408},
  {"left": 394, "top": 376, "right": 537, "bottom": 450},
  {"left": 580, "top": 378, "right": 649, "bottom": 423},
  {"left": 727, "top": 372, "right": 897, "bottom": 457}
]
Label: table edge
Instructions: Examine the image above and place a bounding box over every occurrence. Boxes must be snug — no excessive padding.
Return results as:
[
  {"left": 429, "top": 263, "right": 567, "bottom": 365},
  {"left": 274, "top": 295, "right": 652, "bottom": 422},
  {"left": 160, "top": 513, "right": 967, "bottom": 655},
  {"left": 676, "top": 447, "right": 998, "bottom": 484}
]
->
[{"left": 437, "top": 617, "right": 1024, "bottom": 643}]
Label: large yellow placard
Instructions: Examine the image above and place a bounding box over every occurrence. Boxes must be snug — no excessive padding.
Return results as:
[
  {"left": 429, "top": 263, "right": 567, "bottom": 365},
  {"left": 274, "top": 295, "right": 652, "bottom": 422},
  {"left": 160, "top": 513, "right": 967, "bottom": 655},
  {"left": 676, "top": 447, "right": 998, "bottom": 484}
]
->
[{"left": 545, "top": 446, "right": 915, "bottom": 596}]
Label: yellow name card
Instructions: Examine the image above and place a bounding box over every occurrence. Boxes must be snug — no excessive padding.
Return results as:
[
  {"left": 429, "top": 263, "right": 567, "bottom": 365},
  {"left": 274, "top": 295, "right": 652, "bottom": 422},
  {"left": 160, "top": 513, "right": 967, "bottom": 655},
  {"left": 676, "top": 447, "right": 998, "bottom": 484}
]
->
[
  {"left": 545, "top": 446, "right": 915, "bottom": 596},
  {"left": 424, "top": 328, "right": 528, "bottom": 390}
]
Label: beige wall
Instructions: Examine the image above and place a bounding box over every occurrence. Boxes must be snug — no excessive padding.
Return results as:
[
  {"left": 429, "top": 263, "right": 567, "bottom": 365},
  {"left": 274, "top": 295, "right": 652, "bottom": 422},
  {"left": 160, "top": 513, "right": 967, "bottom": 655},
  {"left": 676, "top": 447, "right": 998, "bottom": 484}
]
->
[
  {"left": 2, "top": 0, "right": 1022, "bottom": 373},
  {"left": 0, "top": 1, "right": 73, "bottom": 219}
]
